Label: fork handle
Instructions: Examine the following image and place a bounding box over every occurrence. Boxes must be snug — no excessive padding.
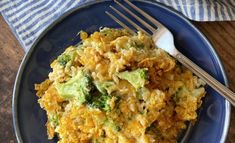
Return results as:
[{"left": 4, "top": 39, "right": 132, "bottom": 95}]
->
[{"left": 175, "top": 52, "right": 235, "bottom": 106}]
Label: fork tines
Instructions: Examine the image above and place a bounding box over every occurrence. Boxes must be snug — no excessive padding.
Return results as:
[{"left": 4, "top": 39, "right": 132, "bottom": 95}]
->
[{"left": 106, "top": 0, "right": 163, "bottom": 35}]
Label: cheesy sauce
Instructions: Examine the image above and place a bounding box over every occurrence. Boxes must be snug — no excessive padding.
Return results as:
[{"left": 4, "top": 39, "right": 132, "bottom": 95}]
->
[{"left": 35, "top": 28, "right": 205, "bottom": 143}]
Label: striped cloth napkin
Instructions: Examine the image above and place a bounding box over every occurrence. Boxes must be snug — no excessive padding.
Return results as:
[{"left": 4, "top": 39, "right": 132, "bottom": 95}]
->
[{"left": 0, "top": 0, "right": 235, "bottom": 51}]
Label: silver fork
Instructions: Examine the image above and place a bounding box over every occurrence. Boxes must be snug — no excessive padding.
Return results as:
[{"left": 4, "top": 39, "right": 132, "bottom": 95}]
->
[{"left": 106, "top": 0, "right": 235, "bottom": 106}]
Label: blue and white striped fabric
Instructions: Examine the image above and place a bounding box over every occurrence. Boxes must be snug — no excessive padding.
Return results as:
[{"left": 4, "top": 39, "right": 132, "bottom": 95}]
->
[{"left": 0, "top": 0, "right": 235, "bottom": 51}]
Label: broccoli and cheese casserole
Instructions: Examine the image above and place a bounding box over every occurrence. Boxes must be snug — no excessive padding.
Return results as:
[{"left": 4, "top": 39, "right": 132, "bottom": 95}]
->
[{"left": 35, "top": 28, "right": 206, "bottom": 143}]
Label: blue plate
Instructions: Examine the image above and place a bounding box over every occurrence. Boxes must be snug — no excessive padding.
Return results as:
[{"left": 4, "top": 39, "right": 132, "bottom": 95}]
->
[{"left": 13, "top": 1, "right": 230, "bottom": 143}]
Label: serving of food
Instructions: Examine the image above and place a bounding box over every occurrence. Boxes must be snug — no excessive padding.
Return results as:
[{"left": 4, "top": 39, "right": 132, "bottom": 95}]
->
[{"left": 35, "top": 27, "right": 206, "bottom": 143}]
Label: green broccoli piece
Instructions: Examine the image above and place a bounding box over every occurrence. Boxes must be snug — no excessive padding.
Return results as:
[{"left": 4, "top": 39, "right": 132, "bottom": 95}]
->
[
  {"left": 55, "top": 70, "right": 93, "bottom": 104},
  {"left": 135, "top": 42, "right": 144, "bottom": 49},
  {"left": 173, "top": 86, "right": 205, "bottom": 104},
  {"left": 89, "top": 94, "right": 111, "bottom": 111},
  {"left": 49, "top": 114, "right": 59, "bottom": 128},
  {"left": 105, "top": 119, "right": 121, "bottom": 132},
  {"left": 117, "top": 68, "right": 148, "bottom": 89},
  {"left": 57, "top": 54, "right": 71, "bottom": 66},
  {"left": 173, "top": 86, "right": 189, "bottom": 103},
  {"left": 137, "top": 87, "right": 150, "bottom": 101},
  {"left": 131, "top": 41, "right": 144, "bottom": 49},
  {"left": 57, "top": 49, "right": 78, "bottom": 67},
  {"left": 94, "top": 81, "right": 115, "bottom": 94}
]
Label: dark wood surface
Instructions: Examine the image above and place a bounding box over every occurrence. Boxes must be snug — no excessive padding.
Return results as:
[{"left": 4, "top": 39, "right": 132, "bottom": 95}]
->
[{"left": 0, "top": 14, "right": 234, "bottom": 142}]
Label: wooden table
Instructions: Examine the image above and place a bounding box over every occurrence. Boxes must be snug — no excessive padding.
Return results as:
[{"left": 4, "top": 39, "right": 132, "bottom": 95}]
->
[{"left": 0, "top": 14, "right": 234, "bottom": 142}]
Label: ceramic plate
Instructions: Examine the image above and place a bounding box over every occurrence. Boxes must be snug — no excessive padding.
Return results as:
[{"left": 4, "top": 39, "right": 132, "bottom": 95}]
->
[{"left": 13, "top": 1, "right": 230, "bottom": 143}]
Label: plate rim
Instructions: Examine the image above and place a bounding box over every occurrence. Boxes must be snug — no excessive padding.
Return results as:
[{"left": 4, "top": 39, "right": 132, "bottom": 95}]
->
[{"left": 12, "top": 0, "right": 231, "bottom": 142}]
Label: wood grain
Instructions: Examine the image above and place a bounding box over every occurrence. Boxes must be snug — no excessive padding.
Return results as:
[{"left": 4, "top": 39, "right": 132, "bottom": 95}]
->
[
  {"left": 0, "top": 15, "right": 24, "bottom": 143},
  {"left": 0, "top": 14, "right": 234, "bottom": 142},
  {"left": 194, "top": 22, "right": 235, "bottom": 143}
]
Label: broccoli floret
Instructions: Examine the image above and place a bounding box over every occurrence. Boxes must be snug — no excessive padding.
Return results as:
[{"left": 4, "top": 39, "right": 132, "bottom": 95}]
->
[
  {"left": 134, "top": 42, "right": 144, "bottom": 49},
  {"left": 89, "top": 94, "right": 111, "bottom": 111},
  {"left": 105, "top": 119, "right": 121, "bottom": 132},
  {"left": 49, "top": 114, "right": 59, "bottom": 128},
  {"left": 129, "top": 41, "right": 144, "bottom": 49},
  {"left": 55, "top": 70, "right": 93, "bottom": 104},
  {"left": 94, "top": 81, "right": 115, "bottom": 94},
  {"left": 117, "top": 68, "right": 148, "bottom": 89},
  {"left": 57, "top": 54, "right": 71, "bottom": 66},
  {"left": 137, "top": 87, "right": 150, "bottom": 101},
  {"left": 173, "top": 86, "right": 189, "bottom": 104},
  {"left": 57, "top": 48, "right": 78, "bottom": 67}
]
